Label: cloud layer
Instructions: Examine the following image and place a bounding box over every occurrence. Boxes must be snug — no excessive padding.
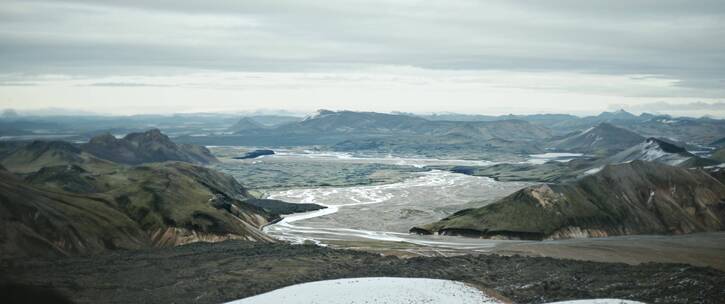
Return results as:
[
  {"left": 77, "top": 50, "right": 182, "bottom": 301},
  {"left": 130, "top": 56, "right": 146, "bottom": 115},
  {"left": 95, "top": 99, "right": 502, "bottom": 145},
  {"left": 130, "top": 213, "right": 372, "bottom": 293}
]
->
[{"left": 0, "top": 0, "right": 724, "bottom": 115}]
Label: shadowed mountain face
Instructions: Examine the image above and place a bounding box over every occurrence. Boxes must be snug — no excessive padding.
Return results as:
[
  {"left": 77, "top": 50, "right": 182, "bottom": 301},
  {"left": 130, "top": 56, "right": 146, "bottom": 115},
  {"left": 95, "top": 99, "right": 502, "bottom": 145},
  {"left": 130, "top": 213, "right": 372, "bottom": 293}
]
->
[
  {"left": 548, "top": 122, "right": 645, "bottom": 155},
  {"left": 81, "top": 129, "right": 217, "bottom": 165},
  {"left": 0, "top": 169, "right": 150, "bottom": 258},
  {"left": 413, "top": 161, "right": 725, "bottom": 240}
]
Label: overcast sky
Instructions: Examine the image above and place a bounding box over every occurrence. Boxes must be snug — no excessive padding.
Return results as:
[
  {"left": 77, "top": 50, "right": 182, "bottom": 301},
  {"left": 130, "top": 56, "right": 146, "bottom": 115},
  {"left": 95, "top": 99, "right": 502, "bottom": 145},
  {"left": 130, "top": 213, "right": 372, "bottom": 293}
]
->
[{"left": 1, "top": 0, "right": 724, "bottom": 116}]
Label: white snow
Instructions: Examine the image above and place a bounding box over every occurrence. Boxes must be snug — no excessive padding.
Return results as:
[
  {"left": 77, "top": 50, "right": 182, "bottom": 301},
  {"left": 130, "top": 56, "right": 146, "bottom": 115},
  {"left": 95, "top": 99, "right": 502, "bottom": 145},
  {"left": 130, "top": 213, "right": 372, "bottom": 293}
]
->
[
  {"left": 226, "top": 277, "right": 503, "bottom": 304},
  {"left": 583, "top": 166, "right": 603, "bottom": 175},
  {"left": 580, "top": 126, "right": 595, "bottom": 135},
  {"left": 528, "top": 153, "right": 583, "bottom": 164},
  {"left": 546, "top": 300, "right": 645, "bottom": 304},
  {"left": 607, "top": 139, "right": 692, "bottom": 166},
  {"left": 226, "top": 278, "right": 647, "bottom": 304}
]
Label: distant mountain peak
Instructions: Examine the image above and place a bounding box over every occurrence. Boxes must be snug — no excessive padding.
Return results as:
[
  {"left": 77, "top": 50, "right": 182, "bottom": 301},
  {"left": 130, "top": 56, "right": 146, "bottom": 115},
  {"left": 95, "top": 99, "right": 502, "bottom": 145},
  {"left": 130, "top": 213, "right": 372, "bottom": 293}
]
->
[
  {"left": 229, "top": 117, "right": 265, "bottom": 132},
  {"left": 597, "top": 109, "right": 636, "bottom": 119},
  {"left": 305, "top": 109, "right": 336, "bottom": 120}
]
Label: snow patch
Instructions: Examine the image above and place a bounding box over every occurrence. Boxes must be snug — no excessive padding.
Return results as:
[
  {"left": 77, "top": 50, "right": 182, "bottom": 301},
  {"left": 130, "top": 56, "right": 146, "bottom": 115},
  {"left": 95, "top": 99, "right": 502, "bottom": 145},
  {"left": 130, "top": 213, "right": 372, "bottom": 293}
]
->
[
  {"left": 226, "top": 277, "right": 503, "bottom": 304},
  {"left": 546, "top": 300, "right": 645, "bottom": 304},
  {"left": 584, "top": 166, "right": 603, "bottom": 175},
  {"left": 527, "top": 153, "right": 583, "bottom": 164}
]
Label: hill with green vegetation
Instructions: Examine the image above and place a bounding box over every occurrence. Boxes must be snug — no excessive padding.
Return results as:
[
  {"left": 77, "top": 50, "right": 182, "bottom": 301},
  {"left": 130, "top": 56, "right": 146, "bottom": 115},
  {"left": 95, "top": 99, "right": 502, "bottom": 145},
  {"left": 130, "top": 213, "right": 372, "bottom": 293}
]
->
[
  {"left": 0, "top": 131, "right": 322, "bottom": 258},
  {"left": 413, "top": 161, "right": 725, "bottom": 240},
  {"left": 712, "top": 148, "right": 725, "bottom": 162}
]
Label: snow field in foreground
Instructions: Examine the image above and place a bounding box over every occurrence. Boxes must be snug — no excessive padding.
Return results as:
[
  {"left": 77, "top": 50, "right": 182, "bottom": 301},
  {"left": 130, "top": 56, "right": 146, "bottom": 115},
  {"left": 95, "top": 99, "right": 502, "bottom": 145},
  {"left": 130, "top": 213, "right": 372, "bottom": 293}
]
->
[
  {"left": 227, "top": 277, "right": 647, "bottom": 304},
  {"left": 227, "top": 277, "right": 502, "bottom": 304}
]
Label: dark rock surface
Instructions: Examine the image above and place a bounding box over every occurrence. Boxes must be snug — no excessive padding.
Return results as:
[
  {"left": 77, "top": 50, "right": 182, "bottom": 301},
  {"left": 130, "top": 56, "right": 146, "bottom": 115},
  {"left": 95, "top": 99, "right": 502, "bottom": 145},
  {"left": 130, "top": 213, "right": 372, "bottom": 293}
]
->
[
  {"left": 1, "top": 241, "right": 723, "bottom": 304},
  {"left": 82, "top": 129, "right": 218, "bottom": 165},
  {"left": 233, "top": 149, "right": 275, "bottom": 159},
  {"left": 244, "top": 198, "right": 325, "bottom": 216}
]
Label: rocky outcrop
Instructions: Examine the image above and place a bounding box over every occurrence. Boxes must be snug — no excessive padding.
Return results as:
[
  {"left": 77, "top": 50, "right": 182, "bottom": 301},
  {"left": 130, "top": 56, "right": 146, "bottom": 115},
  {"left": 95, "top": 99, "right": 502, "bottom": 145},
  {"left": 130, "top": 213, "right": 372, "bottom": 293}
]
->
[
  {"left": 233, "top": 149, "right": 275, "bottom": 159},
  {"left": 413, "top": 161, "right": 725, "bottom": 240}
]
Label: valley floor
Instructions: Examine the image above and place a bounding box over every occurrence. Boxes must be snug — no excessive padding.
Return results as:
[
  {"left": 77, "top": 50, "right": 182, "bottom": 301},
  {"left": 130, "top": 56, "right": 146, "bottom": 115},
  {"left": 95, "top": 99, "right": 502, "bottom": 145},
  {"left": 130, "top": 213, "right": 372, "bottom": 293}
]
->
[{"left": 1, "top": 241, "right": 723, "bottom": 304}]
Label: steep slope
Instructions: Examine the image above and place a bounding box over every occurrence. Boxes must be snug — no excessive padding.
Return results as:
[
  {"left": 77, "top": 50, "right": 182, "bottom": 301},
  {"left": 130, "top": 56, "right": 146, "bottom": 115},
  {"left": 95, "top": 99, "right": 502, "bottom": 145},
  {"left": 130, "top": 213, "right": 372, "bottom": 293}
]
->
[
  {"left": 711, "top": 137, "right": 725, "bottom": 148},
  {"left": 81, "top": 129, "right": 217, "bottom": 165},
  {"left": 603, "top": 138, "right": 718, "bottom": 167},
  {"left": 1, "top": 161, "right": 278, "bottom": 259},
  {"left": 0, "top": 170, "right": 149, "bottom": 258},
  {"left": 549, "top": 123, "right": 644, "bottom": 155},
  {"left": 711, "top": 148, "right": 725, "bottom": 162},
  {"left": 413, "top": 161, "right": 725, "bottom": 240},
  {"left": 0, "top": 140, "right": 102, "bottom": 173}
]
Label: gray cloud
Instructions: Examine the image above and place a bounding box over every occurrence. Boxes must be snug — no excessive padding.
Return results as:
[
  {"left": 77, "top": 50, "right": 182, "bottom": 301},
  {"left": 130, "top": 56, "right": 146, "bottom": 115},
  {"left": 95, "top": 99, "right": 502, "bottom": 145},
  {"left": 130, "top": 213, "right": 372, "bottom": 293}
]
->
[
  {"left": 610, "top": 101, "right": 725, "bottom": 114},
  {"left": 85, "top": 82, "right": 171, "bottom": 87},
  {"left": 0, "top": 0, "right": 723, "bottom": 93},
  {"left": 1, "top": 0, "right": 724, "bottom": 116}
]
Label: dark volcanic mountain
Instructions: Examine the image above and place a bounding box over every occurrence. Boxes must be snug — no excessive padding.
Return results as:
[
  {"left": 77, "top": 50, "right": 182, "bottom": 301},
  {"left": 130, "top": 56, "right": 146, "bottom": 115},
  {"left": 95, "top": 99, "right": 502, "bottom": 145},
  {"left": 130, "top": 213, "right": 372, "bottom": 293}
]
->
[
  {"left": 82, "top": 129, "right": 217, "bottom": 165},
  {"left": 549, "top": 122, "right": 645, "bottom": 155},
  {"left": 413, "top": 161, "right": 725, "bottom": 240}
]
